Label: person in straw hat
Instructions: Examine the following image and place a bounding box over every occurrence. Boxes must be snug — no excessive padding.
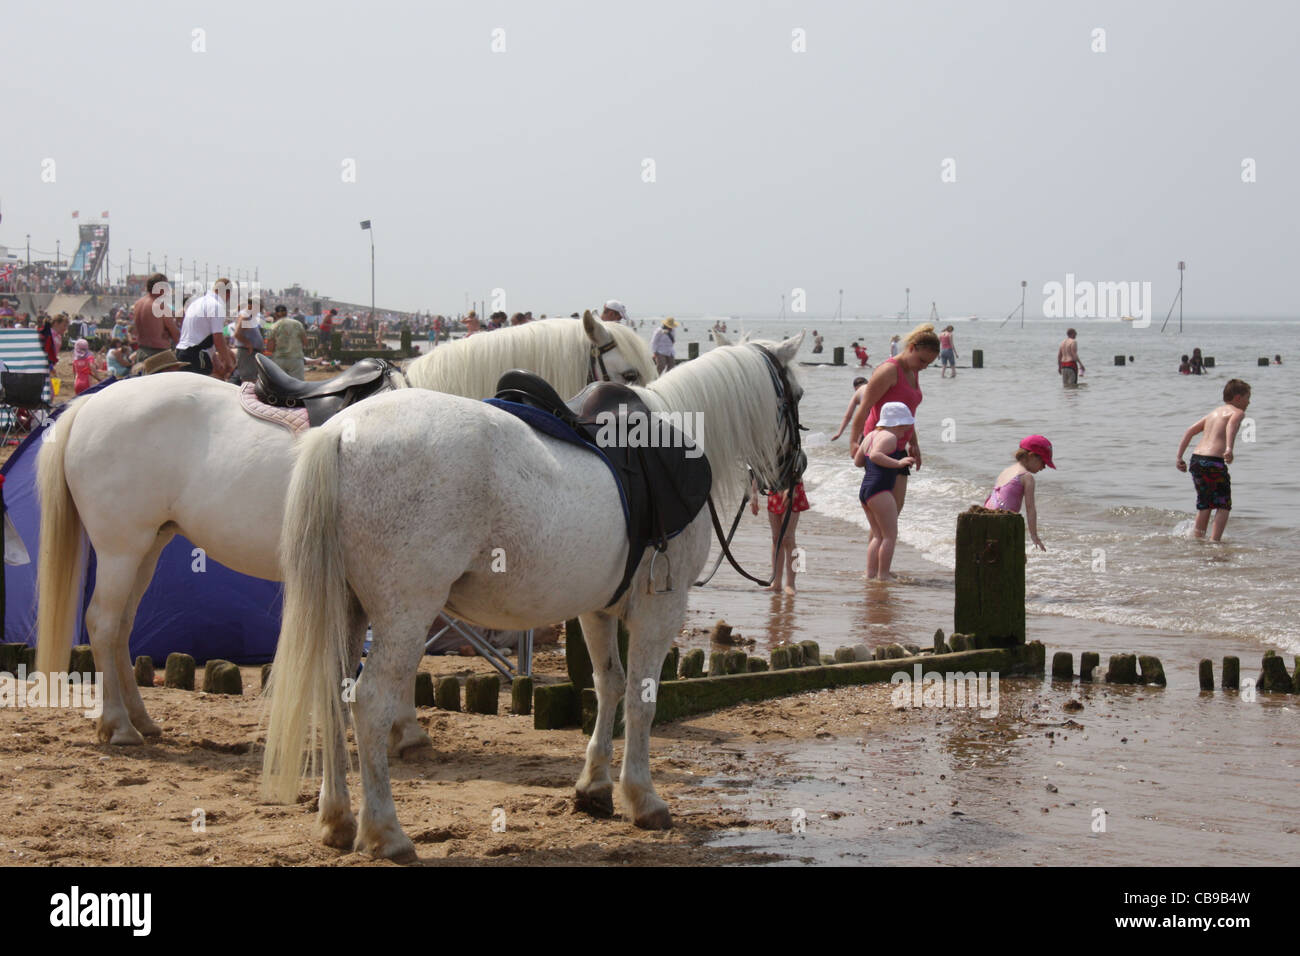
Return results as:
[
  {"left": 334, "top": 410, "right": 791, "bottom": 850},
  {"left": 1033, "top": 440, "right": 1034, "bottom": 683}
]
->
[
  {"left": 131, "top": 349, "right": 188, "bottom": 376},
  {"left": 650, "top": 317, "right": 678, "bottom": 373}
]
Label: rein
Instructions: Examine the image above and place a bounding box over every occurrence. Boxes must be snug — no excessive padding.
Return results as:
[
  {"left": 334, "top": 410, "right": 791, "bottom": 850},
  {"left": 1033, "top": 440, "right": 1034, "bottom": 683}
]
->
[{"left": 694, "top": 344, "right": 804, "bottom": 588}]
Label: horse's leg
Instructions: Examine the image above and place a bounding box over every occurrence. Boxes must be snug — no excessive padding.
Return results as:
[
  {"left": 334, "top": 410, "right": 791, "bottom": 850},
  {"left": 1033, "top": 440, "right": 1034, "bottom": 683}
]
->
[
  {"left": 317, "top": 597, "right": 365, "bottom": 850},
  {"left": 83, "top": 542, "right": 155, "bottom": 745},
  {"left": 618, "top": 599, "right": 683, "bottom": 829},
  {"left": 352, "top": 608, "right": 432, "bottom": 862},
  {"left": 574, "top": 611, "right": 624, "bottom": 817},
  {"left": 114, "top": 529, "right": 174, "bottom": 738}
]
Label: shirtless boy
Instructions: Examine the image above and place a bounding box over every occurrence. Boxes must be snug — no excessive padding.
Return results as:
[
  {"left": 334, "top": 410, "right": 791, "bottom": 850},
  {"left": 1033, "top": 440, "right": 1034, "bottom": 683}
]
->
[
  {"left": 1175, "top": 379, "right": 1251, "bottom": 541},
  {"left": 1057, "top": 328, "right": 1084, "bottom": 387}
]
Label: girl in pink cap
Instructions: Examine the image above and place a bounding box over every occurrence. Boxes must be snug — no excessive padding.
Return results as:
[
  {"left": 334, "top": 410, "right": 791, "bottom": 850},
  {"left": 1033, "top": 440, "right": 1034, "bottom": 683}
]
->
[
  {"left": 983, "top": 435, "right": 1055, "bottom": 551},
  {"left": 71, "top": 338, "right": 104, "bottom": 395}
]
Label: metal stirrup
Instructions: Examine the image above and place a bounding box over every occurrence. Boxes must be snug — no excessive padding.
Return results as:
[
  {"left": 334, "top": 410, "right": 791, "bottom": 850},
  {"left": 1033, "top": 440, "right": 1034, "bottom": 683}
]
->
[{"left": 647, "top": 546, "right": 673, "bottom": 594}]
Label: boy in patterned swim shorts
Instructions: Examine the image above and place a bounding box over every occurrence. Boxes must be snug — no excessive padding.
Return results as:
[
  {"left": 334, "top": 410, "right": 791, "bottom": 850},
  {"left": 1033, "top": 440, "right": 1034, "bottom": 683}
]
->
[{"left": 1175, "top": 379, "right": 1251, "bottom": 541}]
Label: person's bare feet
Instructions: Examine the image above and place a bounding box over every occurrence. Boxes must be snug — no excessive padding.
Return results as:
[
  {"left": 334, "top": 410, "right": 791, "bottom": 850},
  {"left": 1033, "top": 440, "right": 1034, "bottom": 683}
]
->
[
  {"left": 784, "top": 585, "right": 796, "bottom": 595},
  {"left": 764, "top": 582, "right": 783, "bottom": 592}
]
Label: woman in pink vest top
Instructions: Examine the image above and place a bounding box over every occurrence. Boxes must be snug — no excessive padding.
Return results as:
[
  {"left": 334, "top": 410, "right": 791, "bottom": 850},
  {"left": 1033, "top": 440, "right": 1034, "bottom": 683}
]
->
[{"left": 843, "top": 323, "right": 941, "bottom": 579}]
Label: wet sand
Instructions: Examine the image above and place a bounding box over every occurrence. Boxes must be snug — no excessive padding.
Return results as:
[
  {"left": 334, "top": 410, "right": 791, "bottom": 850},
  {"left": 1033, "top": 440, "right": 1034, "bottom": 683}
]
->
[{"left": 682, "top": 506, "right": 1300, "bottom": 865}]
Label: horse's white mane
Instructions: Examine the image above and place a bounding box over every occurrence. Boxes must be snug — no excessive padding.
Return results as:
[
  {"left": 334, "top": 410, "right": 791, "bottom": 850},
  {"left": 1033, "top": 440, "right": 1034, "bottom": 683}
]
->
[
  {"left": 403, "top": 318, "right": 657, "bottom": 398},
  {"left": 639, "top": 339, "right": 800, "bottom": 507}
]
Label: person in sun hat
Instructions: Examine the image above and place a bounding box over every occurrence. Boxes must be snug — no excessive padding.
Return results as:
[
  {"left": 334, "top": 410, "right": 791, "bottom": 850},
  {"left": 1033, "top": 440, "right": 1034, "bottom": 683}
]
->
[
  {"left": 650, "top": 317, "right": 677, "bottom": 373},
  {"left": 854, "top": 401, "right": 917, "bottom": 580},
  {"left": 983, "top": 434, "right": 1056, "bottom": 551},
  {"left": 71, "top": 338, "right": 105, "bottom": 395},
  {"left": 130, "top": 349, "right": 188, "bottom": 376},
  {"left": 600, "top": 299, "right": 628, "bottom": 323}
]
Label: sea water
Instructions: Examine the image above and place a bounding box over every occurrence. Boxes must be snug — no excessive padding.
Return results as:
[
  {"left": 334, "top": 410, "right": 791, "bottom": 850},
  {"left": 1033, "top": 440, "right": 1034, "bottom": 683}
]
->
[{"left": 669, "top": 316, "right": 1299, "bottom": 657}]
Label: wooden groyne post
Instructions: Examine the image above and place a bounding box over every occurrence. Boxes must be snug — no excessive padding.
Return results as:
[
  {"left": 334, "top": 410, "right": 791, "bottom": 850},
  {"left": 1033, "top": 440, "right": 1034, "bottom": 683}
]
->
[{"left": 954, "top": 508, "right": 1026, "bottom": 647}]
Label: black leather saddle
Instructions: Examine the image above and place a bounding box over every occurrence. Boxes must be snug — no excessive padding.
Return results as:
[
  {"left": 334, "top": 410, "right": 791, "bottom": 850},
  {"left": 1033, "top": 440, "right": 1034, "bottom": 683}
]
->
[
  {"left": 493, "top": 370, "right": 713, "bottom": 606},
  {"left": 254, "top": 353, "right": 398, "bottom": 427}
]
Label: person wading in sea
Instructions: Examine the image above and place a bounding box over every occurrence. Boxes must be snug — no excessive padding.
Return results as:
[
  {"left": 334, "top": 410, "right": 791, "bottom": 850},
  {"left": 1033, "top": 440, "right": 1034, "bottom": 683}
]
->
[
  {"left": 1057, "top": 328, "right": 1084, "bottom": 387},
  {"left": 847, "top": 322, "right": 940, "bottom": 579}
]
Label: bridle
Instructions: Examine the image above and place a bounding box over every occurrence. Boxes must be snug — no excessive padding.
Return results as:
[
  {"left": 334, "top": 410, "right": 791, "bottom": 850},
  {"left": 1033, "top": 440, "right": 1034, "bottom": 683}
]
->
[
  {"left": 588, "top": 336, "right": 622, "bottom": 383},
  {"left": 695, "top": 343, "right": 807, "bottom": 588}
]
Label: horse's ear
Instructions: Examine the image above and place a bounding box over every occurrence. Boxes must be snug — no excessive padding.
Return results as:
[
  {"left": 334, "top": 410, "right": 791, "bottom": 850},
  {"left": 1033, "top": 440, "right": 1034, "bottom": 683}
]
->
[
  {"left": 583, "top": 311, "right": 613, "bottom": 347},
  {"left": 775, "top": 330, "right": 805, "bottom": 364},
  {"left": 713, "top": 330, "right": 732, "bottom": 346},
  {"left": 739, "top": 330, "right": 753, "bottom": 343}
]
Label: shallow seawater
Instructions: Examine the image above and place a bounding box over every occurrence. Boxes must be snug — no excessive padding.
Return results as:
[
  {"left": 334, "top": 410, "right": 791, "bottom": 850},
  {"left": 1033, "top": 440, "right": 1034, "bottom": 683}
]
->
[
  {"left": 673, "top": 317, "right": 1300, "bottom": 657},
  {"left": 679, "top": 673, "right": 1300, "bottom": 866}
]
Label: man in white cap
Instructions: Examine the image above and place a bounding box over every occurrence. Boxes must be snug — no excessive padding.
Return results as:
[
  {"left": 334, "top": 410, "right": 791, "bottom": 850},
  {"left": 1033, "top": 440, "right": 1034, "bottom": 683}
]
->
[{"left": 601, "top": 300, "right": 628, "bottom": 323}]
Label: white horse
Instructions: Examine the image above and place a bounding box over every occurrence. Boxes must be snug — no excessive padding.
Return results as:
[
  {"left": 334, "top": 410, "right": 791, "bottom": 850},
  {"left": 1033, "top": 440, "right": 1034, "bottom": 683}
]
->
[
  {"left": 405, "top": 317, "right": 654, "bottom": 397},
  {"left": 262, "top": 334, "right": 804, "bottom": 860},
  {"left": 35, "top": 313, "right": 657, "bottom": 748}
]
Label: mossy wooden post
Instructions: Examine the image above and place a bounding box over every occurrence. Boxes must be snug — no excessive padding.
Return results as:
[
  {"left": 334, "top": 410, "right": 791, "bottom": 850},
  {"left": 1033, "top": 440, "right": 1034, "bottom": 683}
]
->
[
  {"left": 688, "top": 342, "right": 699, "bottom": 360},
  {"left": 400, "top": 328, "right": 412, "bottom": 356},
  {"left": 954, "top": 509, "right": 1025, "bottom": 646},
  {"left": 1198, "top": 659, "right": 1214, "bottom": 691},
  {"left": 565, "top": 619, "right": 593, "bottom": 692},
  {"left": 832, "top": 346, "right": 845, "bottom": 366},
  {"left": 971, "top": 349, "right": 983, "bottom": 369},
  {"left": 511, "top": 676, "right": 533, "bottom": 715},
  {"left": 134, "top": 656, "right": 154, "bottom": 687}
]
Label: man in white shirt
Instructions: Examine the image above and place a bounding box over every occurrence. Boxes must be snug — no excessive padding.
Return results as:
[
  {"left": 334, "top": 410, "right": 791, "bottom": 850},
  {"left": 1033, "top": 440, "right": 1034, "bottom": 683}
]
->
[{"left": 177, "top": 279, "right": 236, "bottom": 377}]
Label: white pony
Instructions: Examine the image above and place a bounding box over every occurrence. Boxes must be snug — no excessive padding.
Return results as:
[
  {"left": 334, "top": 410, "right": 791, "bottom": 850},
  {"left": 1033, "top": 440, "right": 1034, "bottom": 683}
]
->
[
  {"left": 35, "top": 314, "right": 657, "bottom": 748},
  {"left": 262, "top": 334, "right": 804, "bottom": 860},
  {"left": 405, "top": 317, "right": 653, "bottom": 398}
]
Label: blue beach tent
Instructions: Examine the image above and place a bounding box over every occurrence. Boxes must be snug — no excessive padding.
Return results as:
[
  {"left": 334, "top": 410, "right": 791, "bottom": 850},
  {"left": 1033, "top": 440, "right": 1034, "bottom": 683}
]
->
[{"left": 2, "top": 378, "right": 283, "bottom": 664}]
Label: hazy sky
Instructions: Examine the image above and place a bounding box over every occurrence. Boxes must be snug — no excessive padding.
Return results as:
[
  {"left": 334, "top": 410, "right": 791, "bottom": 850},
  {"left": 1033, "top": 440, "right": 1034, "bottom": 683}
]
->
[{"left": 3, "top": 0, "right": 1297, "bottom": 318}]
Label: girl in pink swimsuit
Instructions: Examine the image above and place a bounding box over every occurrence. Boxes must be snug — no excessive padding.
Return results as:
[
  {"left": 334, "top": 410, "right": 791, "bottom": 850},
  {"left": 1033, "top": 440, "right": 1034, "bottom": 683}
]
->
[{"left": 983, "top": 435, "right": 1056, "bottom": 551}]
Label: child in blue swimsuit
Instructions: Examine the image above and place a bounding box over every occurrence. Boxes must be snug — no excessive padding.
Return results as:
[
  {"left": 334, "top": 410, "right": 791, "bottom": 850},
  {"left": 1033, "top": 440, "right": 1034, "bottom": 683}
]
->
[{"left": 854, "top": 402, "right": 916, "bottom": 580}]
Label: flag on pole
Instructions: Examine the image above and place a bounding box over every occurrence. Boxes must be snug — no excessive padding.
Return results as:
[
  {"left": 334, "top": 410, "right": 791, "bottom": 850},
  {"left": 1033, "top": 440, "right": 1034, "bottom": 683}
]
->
[
  {"left": 102, "top": 210, "right": 109, "bottom": 218},
  {"left": 71, "top": 210, "right": 79, "bottom": 219},
  {"left": 360, "top": 220, "right": 371, "bottom": 230}
]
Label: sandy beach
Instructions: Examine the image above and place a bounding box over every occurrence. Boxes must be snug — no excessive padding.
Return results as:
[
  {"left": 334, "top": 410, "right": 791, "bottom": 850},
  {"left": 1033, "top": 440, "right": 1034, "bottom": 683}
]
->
[{"left": 3, "top": 502, "right": 1294, "bottom": 867}]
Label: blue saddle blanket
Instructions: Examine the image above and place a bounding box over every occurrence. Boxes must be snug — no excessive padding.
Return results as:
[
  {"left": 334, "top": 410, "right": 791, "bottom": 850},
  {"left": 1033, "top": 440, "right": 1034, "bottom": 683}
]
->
[{"left": 483, "top": 398, "right": 630, "bottom": 527}]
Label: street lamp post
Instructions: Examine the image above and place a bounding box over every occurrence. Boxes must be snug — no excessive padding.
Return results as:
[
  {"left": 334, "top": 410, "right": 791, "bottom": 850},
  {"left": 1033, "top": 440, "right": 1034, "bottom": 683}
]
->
[
  {"left": 1020, "top": 280, "right": 1027, "bottom": 328},
  {"left": 361, "top": 220, "right": 374, "bottom": 326},
  {"left": 26, "top": 234, "right": 30, "bottom": 268},
  {"left": 56, "top": 240, "right": 61, "bottom": 270}
]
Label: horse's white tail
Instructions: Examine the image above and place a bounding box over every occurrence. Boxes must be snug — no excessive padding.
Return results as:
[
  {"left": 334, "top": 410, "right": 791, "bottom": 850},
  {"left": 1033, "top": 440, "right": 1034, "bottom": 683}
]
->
[
  {"left": 261, "top": 425, "right": 353, "bottom": 804},
  {"left": 35, "top": 398, "right": 90, "bottom": 676}
]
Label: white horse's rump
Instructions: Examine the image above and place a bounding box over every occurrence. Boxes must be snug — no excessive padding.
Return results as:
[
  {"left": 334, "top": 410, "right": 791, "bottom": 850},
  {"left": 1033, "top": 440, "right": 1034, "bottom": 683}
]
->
[
  {"left": 404, "top": 315, "right": 657, "bottom": 397},
  {"left": 34, "top": 316, "right": 657, "bottom": 751},
  {"left": 262, "top": 335, "right": 804, "bottom": 860}
]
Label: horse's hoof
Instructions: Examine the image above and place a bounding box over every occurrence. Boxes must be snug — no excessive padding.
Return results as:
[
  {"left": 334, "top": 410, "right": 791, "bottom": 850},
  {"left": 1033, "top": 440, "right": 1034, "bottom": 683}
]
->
[
  {"left": 100, "top": 723, "right": 144, "bottom": 746},
  {"left": 634, "top": 807, "right": 674, "bottom": 830},
  {"left": 136, "top": 718, "right": 163, "bottom": 738},
  {"left": 574, "top": 786, "right": 615, "bottom": 818},
  {"left": 356, "top": 833, "right": 417, "bottom": 863},
  {"left": 319, "top": 816, "right": 358, "bottom": 850},
  {"left": 396, "top": 737, "right": 435, "bottom": 761}
]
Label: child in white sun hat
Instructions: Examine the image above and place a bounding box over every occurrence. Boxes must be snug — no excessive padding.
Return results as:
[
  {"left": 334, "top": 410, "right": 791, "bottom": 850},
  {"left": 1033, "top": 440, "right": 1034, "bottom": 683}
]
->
[{"left": 854, "top": 401, "right": 916, "bottom": 580}]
